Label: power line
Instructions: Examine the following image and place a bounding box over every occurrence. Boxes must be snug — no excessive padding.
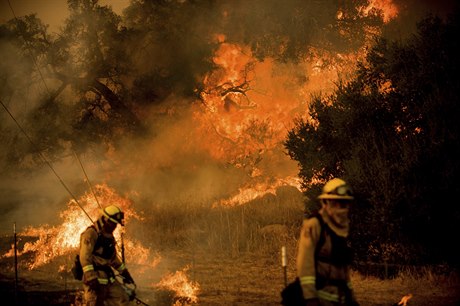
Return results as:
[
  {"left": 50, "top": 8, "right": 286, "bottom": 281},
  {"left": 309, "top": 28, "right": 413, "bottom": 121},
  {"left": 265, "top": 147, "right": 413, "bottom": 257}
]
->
[
  {"left": 7, "top": 0, "right": 51, "bottom": 95},
  {"left": 3, "top": 0, "right": 96, "bottom": 223},
  {"left": 0, "top": 99, "right": 94, "bottom": 224},
  {"left": 73, "top": 149, "right": 103, "bottom": 209}
]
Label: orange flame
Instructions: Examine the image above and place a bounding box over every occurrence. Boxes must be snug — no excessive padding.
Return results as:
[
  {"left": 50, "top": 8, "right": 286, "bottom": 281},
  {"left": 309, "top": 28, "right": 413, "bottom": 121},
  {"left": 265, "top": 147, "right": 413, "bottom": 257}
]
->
[
  {"left": 197, "top": 39, "right": 370, "bottom": 204},
  {"left": 154, "top": 266, "right": 200, "bottom": 305},
  {"left": 195, "top": 32, "right": 374, "bottom": 203},
  {"left": 1, "top": 184, "right": 150, "bottom": 270},
  {"left": 359, "top": 0, "right": 399, "bottom": 23},
  {"left": 2, "top": 184, "right": 201, "bottom": 304},
  {"left": 214, "top": 176, "right": 301, "bottom": 207},
  {"left": 197, "top": 38, "right": 373, "bottom": 154},
  {"left": 397, "top": 293, "right": 413, "bottom": 306}
]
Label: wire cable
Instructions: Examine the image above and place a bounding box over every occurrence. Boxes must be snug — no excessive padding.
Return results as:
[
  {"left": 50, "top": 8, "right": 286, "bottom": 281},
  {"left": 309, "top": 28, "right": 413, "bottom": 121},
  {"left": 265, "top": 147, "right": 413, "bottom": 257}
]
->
[
  {"left": 4, "top": 0, "right": 94, "bottom": 223},
  {"left": 0, "top": 99, "right": 94, "bottom": 224},
  {"left": 73, "top": 149, "right": 103, "bottom": 209},
  {"left": 7, "top": 0, "right": 51, "bottom": 95}
]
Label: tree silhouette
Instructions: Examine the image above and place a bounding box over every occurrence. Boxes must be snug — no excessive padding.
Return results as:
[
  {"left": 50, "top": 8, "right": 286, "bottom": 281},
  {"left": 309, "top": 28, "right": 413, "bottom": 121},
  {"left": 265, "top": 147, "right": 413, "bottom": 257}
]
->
[{"left": 285, "top": 11, "right": 460, "bottom": 266}]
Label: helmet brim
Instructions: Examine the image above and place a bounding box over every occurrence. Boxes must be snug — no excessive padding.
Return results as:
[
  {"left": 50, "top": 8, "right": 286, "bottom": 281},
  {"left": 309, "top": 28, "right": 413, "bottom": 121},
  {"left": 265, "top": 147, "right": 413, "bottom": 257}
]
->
[{"left": 318, "top": 194, "right": 354, "bottom": 200}]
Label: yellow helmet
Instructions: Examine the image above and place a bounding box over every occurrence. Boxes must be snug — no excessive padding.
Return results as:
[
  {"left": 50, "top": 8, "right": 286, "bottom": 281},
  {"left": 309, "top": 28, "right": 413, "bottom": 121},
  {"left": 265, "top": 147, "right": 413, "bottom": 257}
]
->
[
  {"left": 101, "top": 205, "right": 124, "bottom": 226},
  {"left": 318, "top": 178, "right": 354, "bottom": 200}
]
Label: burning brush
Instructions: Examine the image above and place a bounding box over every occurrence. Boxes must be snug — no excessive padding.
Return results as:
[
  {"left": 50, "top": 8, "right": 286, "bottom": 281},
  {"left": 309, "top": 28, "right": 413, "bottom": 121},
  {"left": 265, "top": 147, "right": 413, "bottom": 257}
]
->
[
  {"left": 152, "top": 266, "right": 200, "bottom": 306},
  {"left": 0, "top": 183, "right": 203, "bottom": 306}
]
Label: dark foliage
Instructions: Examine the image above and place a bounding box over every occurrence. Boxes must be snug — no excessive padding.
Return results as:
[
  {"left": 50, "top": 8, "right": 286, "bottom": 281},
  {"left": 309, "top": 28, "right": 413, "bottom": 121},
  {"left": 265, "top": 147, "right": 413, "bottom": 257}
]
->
[{"left": 285, "top": 11, "right": 460, "bottom": 266}]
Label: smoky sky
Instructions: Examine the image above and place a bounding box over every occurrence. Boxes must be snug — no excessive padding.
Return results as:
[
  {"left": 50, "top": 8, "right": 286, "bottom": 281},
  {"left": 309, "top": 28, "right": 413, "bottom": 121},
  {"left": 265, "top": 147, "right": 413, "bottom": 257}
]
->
[{"left": 0, "top": 0, "right": 129, "bottom": 31}]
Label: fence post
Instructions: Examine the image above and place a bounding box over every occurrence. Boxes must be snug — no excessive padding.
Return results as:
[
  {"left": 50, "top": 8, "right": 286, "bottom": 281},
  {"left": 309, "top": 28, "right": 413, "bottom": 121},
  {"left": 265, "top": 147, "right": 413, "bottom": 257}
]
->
[
  {"left": 282, "top": 246, "right": 287, "bottom": 286},
  {"left": 14, "top": 222, "right": 18, "bottom": 304}
]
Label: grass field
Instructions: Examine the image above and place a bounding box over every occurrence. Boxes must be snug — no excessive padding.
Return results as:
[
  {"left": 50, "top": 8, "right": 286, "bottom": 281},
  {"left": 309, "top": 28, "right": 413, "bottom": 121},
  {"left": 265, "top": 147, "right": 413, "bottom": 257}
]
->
[{"left": 1, "top": 187, "right": 459, "bottom": 305}]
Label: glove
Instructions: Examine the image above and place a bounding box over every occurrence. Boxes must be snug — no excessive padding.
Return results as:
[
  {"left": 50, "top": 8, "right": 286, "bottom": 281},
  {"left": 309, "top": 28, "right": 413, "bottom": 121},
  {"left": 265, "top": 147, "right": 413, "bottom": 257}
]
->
[
  {"left": 305, "top": 298, "right": 320, "bottom": 306},
  {"left": 121, "top": 270, "right": 135, "bottom": 284},
  {"left": 128, "top": 289, "right": 136, "bottom": 301},
  {"left": 85, "top": 278, "right": 99, "bottom": 290}
]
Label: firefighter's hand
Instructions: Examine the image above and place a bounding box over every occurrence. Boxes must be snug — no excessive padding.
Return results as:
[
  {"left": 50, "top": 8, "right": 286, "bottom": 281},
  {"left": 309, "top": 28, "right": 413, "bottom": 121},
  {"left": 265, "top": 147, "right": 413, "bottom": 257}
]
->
[
  {"left": 85, "top": 278, "right": 99, "bottom": 290},
  {"left": 304, "top": 298, "right": 320, "bottom": 306},
  {"left": 121, "top": 270, "right": 135, "bottom": 284},
  {"left": 128, "top": 289, "right": 136, "bottom": 301}
]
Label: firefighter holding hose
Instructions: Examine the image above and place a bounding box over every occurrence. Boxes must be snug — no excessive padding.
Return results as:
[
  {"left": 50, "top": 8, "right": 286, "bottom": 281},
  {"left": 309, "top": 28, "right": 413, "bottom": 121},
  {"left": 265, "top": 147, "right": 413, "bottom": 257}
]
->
[
  {"left": 296, "top": 178, "right": 359, "bottom": 306},
  {"left": 79, "top": 205, "right": 135, "bottom": 305}
]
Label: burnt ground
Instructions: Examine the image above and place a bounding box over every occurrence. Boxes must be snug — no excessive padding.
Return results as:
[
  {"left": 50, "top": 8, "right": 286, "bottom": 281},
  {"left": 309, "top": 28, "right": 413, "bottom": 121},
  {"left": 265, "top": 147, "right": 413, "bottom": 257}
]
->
[{"left": 1, "top": 247, "right": 460, "bottom": 306}]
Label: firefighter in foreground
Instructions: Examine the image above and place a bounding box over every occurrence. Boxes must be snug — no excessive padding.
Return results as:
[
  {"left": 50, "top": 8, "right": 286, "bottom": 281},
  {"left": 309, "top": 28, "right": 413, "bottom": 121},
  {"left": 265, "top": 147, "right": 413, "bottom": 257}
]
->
[
  {"left": 296, "top": 178, "right": 359, "bottom": 306},
  {"left": 79, "top": 205, "right": 135, "bottom": 306}
]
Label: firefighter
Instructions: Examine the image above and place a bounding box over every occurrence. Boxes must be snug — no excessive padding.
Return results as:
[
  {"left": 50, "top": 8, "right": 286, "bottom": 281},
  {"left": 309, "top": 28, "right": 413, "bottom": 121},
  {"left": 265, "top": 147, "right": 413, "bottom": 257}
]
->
[
  {"left": 296, "top": 178, "right": 359, "bottom": 306},
  {"left": 79, "top": 205, "right": 135, "bottom": 306}
]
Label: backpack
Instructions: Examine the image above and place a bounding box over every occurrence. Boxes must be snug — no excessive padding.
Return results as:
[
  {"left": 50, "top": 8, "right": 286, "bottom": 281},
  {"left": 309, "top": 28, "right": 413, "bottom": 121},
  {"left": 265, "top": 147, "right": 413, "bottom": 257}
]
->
[
  {"left": 71, "top": 254, "right": 83, "bottom": 280},
  {"left": 72, "top": 225, "right": 96, "bottom": 281}
]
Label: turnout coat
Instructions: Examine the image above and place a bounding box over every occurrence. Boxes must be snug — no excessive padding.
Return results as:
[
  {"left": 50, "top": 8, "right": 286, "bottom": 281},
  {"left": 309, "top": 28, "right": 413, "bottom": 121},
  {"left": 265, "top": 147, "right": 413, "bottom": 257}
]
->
[
  {"left": 80, "top": 219, "right": 127, "bottom": 285},
  {"left": 296, "top": 209, "right": 357, "bottom": 305}
]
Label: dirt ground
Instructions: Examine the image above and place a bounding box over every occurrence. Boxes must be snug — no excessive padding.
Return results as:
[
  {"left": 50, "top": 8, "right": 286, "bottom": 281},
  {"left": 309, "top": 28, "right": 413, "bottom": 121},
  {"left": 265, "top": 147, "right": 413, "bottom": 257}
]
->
[{"left": 1, "top": 248, "right": 459, "bottom": 306}]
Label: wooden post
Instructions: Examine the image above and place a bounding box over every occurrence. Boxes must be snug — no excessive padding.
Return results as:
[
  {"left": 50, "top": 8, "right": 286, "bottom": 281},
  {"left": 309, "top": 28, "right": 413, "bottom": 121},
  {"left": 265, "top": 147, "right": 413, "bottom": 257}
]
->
[
  {"left": 281, "top": 246, "right": 287, "bottom": 286},
  {"left": 14, "top": 222, "right": 18, "bottom": 304}
]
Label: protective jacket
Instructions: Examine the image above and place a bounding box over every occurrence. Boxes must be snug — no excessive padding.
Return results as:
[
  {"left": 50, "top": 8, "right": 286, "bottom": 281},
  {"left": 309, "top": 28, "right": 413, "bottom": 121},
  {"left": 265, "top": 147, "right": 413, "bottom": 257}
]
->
[
  {"left": 296, "top": 209, "right": 357, "bottom": 305},
  {"left": 79, "top": 219, "right": 127, "bottom": 285}
]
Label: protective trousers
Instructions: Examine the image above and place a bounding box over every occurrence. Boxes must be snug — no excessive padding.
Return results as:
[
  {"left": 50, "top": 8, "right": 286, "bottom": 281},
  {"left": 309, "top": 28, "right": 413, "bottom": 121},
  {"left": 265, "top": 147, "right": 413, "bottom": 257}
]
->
[{"left": 82, "top": 282, "right": 129, "bottom": 306}]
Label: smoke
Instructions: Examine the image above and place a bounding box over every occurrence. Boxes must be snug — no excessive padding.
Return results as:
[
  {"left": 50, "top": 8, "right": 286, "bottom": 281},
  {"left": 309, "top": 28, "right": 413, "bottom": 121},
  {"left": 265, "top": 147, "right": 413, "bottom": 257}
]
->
[
  {"left": 0, "top": 154, "right": 92, "bottom": 233},
  {"left": 98, "top": 97, "right": 250, "bottom": 205}
]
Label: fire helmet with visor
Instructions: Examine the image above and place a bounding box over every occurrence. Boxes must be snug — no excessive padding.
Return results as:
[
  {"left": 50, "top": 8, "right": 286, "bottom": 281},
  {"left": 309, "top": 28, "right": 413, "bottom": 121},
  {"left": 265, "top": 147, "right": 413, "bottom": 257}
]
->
[
  {"left": 101, "top": 205, "right": 124, "bottom": 226},
  {"left": 318, "top": 178, "right": 354, "bottom": 201}
]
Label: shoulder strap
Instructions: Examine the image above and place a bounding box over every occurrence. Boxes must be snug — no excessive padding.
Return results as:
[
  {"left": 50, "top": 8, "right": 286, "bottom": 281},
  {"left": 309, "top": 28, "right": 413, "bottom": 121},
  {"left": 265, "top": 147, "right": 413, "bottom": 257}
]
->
[
  {"left": 84, "top": 224, "right": 97, "bottom": 235},
  {"left": 307, "top": 211, "right": 326, "bottom": 254},
  {"left": 90, "top": 224, "right": 98, "bottom": 232},
  {"left": 309, "top": 212, "right": 328, "bottom": 290}
]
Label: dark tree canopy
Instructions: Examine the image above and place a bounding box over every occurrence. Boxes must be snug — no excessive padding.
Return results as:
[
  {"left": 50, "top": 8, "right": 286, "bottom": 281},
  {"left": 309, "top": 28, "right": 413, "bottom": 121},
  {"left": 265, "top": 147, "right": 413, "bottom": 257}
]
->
[{"left": 285, "top": 11, "right": 460, "bottom": 266}]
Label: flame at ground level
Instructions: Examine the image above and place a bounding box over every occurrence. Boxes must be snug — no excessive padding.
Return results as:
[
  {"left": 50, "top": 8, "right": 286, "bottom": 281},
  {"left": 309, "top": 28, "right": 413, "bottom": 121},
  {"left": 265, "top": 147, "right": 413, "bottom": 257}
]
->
[
  {"left": 214, "top": 176, "right": 301, "bottom": 207},
  {"left": 1, "top": 184, "right": 147, "bottom": 270},
  {"left": 153, "top": 266, "right": 200, "bottom": 305},
  {"left": 397, "top": 293, "right": 413, "bottom": 306},
  {"left": 1, "top": 184, "right": 200, "bottom": 305}
]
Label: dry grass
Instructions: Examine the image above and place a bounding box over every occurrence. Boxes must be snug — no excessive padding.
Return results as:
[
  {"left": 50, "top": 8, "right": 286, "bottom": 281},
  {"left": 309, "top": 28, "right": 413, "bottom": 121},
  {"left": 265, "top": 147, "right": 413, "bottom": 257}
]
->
[
  {"left": 135, "top": 186, "right": 304, "bottom": 255},
  {"left": 351, "top": 269, "right": 460, "bottom": 306},
  {"left": 1, "top": 187, "right": 459, "bottom": 305}
]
